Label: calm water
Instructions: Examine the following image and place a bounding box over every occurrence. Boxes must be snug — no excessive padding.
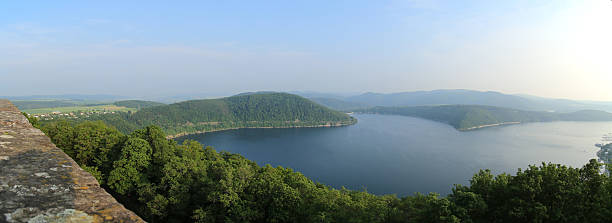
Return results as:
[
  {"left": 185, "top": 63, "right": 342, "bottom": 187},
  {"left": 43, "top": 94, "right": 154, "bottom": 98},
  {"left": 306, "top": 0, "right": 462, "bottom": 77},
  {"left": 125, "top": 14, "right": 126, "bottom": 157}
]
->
[{"left": 177, "top": 114, "right": 612, "bottom": 196}]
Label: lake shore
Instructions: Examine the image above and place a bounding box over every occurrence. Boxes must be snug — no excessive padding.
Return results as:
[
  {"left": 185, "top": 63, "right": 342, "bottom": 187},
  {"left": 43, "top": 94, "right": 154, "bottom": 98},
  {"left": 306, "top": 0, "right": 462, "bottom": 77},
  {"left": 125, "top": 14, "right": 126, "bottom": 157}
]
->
[
  {"left": 459, "top": 122, "right": 521, "bottom": 131},
  {"left": 166, "top": 121, "right": 357, "bottom": 139},
  {"left": 181, "top": 114, "right": 608, "bottom": 196}
]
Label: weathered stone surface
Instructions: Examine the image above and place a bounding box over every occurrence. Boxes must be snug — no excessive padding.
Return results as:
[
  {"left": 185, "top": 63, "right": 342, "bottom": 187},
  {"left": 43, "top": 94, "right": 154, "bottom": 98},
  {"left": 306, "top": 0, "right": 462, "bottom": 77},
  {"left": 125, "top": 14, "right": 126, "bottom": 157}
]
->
[{"left": 0, "top": 99, "right": 145, "bottom": 223}]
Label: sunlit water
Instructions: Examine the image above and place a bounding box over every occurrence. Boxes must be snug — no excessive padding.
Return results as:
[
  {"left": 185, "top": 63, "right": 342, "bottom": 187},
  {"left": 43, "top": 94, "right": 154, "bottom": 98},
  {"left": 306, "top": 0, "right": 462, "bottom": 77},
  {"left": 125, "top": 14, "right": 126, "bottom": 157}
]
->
[{"left": 177, "top": 114, "right": 612, "bottom": 196}]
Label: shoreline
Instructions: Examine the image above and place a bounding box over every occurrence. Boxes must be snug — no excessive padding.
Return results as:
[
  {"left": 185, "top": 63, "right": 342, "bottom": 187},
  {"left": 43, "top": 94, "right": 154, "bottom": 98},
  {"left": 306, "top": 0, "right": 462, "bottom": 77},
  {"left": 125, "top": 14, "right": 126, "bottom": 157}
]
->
[
  {"left": 355, "top": 112, "right": 523, "bottom": 131},
  {"left": 459, "top": 122, "right": 521, "bottom": 131},
  {"left": 166, "top": 121, "right": 357, "bottom": 139}
]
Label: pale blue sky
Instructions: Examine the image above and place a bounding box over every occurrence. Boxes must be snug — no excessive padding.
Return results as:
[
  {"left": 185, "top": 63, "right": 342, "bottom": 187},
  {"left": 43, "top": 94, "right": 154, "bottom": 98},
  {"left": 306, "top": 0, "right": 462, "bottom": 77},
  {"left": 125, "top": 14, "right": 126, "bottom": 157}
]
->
[{"left": 2, "top": 1, "right": 611, "bottom": 100}]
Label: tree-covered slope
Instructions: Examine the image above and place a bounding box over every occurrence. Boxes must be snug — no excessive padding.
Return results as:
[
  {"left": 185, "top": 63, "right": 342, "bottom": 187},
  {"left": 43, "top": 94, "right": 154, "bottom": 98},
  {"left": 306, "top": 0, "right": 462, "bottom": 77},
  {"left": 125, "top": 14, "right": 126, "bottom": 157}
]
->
[
  {"left": 36, "top": 119, "right": 612, "bottom": 223},
  {"left": 113, "top": 100, "right": 165, "bottom": 109},
  {"left": 361, "top": 105, "right": 612, "bottom": 130},
  {"left": 81, "top": 93, "right": 356, "bottom": 136}
]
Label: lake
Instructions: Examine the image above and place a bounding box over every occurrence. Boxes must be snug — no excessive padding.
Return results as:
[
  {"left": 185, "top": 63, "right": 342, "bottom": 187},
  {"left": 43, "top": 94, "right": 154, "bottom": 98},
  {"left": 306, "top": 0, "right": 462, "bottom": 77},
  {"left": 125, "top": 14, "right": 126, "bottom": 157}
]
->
[{"left": 177, "top": 114, "right": 612, "bottom": 196}]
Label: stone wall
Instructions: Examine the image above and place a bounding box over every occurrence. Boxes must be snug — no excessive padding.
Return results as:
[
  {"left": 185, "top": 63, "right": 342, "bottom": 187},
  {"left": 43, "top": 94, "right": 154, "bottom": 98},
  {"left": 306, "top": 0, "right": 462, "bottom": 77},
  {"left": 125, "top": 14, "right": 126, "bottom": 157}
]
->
[{"left": 0, "top": 99, "right": 145, "bottom": 223}]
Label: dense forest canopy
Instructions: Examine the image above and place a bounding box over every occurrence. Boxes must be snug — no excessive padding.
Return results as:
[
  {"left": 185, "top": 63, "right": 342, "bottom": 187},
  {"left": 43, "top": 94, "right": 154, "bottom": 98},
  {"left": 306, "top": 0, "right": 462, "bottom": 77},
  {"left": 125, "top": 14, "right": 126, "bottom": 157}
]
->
[
  {"left": 21, "top": 93, "right": 612, "bottom": 222},
  {"left": 56, "top": 93, "right": 357, "bottom": 136},
  {"left": 360, "top": 105, "right": 612, "bottom": 130},
  {"left": 33, "top": 117, "right": 612, "bottom": 223}
]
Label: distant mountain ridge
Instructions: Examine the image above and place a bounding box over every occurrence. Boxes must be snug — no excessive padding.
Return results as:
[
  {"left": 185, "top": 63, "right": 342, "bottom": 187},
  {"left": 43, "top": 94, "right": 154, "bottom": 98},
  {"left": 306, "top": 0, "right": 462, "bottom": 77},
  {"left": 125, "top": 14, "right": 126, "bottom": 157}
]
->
[
  {"left": 346, "top": 90, "right": 533, "bottom": 108},
  {"left": 2, "top": 94, "right": 126, "bottom": 101},
  {"left": 11, "top": 90, "right": 612, "bottom": 113},
  {"left": 300, "top": 90, "right": 612, "bottom": 113},
  {"left": 12, "top": 100, "right": 91, "bottom": 110},
  {"left": 309, "top": 97, "right": 369, "bottom": 111},
  {"left": 359, "top": 105, "right": 612, "bottom": 130}
]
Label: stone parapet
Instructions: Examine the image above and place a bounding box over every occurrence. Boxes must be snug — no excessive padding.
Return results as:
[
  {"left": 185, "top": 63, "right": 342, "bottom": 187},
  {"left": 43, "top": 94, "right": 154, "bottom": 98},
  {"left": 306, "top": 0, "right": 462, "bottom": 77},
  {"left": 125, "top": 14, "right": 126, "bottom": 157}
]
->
[{"left": 0, "top": 99, "right": 144, "bottom": 223}]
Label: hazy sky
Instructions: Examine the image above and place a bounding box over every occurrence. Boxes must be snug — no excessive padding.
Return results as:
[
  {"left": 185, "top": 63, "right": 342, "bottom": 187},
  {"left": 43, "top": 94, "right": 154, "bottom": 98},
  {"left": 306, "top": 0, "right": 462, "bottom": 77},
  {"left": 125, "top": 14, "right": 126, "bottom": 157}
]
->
[{"left": 2, "top": 0, "right": 611, "bottom": 100}]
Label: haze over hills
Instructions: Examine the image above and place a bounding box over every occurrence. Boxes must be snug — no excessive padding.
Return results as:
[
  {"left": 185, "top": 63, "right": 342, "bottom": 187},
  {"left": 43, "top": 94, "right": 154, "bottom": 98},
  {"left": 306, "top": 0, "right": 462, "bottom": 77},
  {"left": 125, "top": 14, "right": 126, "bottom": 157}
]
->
[
  {"left": 360, "top": 105, "right": 612, "bottom": 131},
  {"left": 26, "top": 91, "right": 612, "bottom": 223},
  {"left": 6, "top": 0, "right": 612, "bottom": 222},
  {"left": 297, "top": 89, "right": 612, "bottom": 113},
  {"left": 288, "top": 91, "right": 358, "bottom": 100},
  {"left": 309, "top": 97, "right": 369, "bottom": 111},
  {"left": 10, "top": 89, "right": 612, "bottom": 113},
  {"left": 12, "top": 100, "right": 95, "bottom": 110},
  {"left": 346, "top": 90, "right": 533, "bottom": 108},
  {"left": 2, "top": 93, "right": 230, "bottom": 104},
  {"left": 2, "top": 94, "right": 126, "bottom": 101}
]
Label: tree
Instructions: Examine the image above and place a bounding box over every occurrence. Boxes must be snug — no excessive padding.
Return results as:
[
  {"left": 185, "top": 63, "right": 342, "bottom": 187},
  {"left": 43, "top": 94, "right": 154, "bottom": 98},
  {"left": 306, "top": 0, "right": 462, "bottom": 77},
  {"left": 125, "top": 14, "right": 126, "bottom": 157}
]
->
[
  {"left": 37, "top": 120, "right": 612, "bottom": 223},
  {"left": 107, "top": 137, "right": 152, "bottom": 195},
  {"left": 22, "top": 112, "right": 40, "bottom": 128}
]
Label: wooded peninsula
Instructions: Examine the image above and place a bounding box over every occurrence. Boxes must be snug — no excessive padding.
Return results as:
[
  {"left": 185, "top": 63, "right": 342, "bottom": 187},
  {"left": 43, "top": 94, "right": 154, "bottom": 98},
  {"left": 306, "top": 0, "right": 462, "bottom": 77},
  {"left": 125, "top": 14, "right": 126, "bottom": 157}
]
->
[{"left": 40, "top": 93, "right": 357, "bottom": 138}]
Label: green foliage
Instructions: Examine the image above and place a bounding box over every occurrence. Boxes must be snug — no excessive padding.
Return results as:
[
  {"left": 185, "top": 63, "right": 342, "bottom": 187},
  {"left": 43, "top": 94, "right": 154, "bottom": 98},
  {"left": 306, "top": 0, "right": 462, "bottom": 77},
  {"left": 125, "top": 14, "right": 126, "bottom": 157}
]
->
[
  {"left": 22, "top": 112, "right": 40, "bottom": 128},
  {"left": 41, "top": 120, "right": 125, "bottom": 179},
  {"left": 39, "top": 120, "right": 612, "bottom": 223},
  {"left": 81, "top": 165, "right": 104, "bottom": 184},
  {"left": 390, "top": 193, "right": 459, "bottom": 223},
  {"left": 48, "top": 93, "right": 357, "bottom": 136},
  {"left": 108, "top": 137, "right": 152, "bottom": 195},
  {"left": 80, "top": 112, "right": 141, "bottom": 134},
  {"left": 450, "top": 160, "right": 612, "bottom": 223}
]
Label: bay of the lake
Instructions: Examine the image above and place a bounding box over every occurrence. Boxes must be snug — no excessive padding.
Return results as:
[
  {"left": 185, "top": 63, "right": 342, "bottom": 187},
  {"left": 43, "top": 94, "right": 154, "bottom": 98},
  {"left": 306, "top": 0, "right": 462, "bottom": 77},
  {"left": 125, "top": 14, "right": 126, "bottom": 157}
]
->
[{"left": 177, "top": 114, "right": 612, "bottom": 196}]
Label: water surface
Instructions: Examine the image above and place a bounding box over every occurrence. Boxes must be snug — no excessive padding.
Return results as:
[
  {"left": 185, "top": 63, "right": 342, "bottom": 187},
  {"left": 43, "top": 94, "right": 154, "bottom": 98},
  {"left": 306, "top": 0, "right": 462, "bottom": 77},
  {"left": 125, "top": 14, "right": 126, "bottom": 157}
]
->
[{"left": 178, "top": 114, "right": 612, "bottom": 196}]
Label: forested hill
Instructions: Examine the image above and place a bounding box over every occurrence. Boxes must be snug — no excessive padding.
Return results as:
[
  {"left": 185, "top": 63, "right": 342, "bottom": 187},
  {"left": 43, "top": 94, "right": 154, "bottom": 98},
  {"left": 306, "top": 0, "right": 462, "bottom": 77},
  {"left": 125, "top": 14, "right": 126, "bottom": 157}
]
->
[
  {"left": 343, "top": 89, "right": 612, "bottom": 113},
  {"left": 112, "top": 100, "right": 165, "bottom": 109},
  {"left": 82, "top": 93, "right": 356, "bottom": 136},
  {"left": 360, "top": 105, "right": 612, "bottom": 130}
]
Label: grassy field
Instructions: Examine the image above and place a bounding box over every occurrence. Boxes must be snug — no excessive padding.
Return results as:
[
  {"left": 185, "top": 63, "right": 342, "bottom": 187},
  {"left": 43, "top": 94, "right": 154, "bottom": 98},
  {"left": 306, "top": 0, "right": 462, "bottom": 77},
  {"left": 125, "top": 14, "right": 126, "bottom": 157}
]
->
[{"left": 23, "top": 104, "right": 136, "bottom": 114}]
